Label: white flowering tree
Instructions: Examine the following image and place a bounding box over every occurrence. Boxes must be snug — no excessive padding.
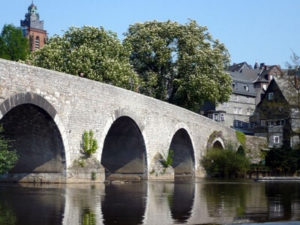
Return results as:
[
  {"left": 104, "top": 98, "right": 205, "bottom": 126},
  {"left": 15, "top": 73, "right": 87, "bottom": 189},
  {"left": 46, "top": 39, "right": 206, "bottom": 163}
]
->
[
  {"left": 28, "top": 26, "right": 139, "bottom": 91},
  {"left": 124, "top": 20, "right": 232, "bottom": 112}
]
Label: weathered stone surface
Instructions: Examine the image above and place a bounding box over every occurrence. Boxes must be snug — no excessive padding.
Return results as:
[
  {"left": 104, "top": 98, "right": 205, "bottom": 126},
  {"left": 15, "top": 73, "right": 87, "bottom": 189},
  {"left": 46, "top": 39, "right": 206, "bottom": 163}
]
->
[{"left": 0, "top": 59, "right": 266, "bottom": 182}]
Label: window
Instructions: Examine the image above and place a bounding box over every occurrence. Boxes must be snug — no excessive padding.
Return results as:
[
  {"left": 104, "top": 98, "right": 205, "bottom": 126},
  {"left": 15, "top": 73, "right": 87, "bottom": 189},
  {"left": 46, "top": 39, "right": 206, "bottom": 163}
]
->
[
  {"left": 263, "top": 84, "right": 267, "bottom": 90},
  {"left": 35, "top": 36, "right": 40, "bottom": 49},
  {"left": 213, "top": 113, "right": 219, "bottom": 121},
  {"left": 238, "top": 121, "right": 243, "bottom": 128},
  {"left": 234, "top": 120, "right": 239, "bottom": 127},
  {"left": 238, "top": 108, "right": 243, "bottom": 114},
  {"left": 232, "top": 83, "right": 235, "bottom": 89},
  {"left": 273, "top": 136, "right": 280, "bottom": 144},
  {"left": 268, "top": 92, "right": 274, "bottom": 100},
  {"left": 234, "top": 107, "right": 238, "bottom": 114},
  {"left": 244, "top": 85, "right": 249, "bottom": 91},
  {"left": 261, "top": 120, "right": 266, "bottom": 127},
  {"left": 247, "top": 108, "right": 252, "bottom": 115},
  {"left": 220, "top": 113, "right": 225, "bottom": 121}
]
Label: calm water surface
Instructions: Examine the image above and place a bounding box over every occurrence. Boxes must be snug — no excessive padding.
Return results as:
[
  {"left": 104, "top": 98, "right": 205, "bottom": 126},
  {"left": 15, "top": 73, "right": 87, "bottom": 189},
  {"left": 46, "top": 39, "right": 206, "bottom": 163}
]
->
[{"left": 1, "top": 179, "right": 300, "bottom": 225}]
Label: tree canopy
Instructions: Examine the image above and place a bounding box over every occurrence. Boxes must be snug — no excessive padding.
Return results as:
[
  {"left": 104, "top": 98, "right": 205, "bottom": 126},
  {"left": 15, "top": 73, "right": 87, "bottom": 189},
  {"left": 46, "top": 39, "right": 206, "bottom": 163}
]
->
[
  {"left": 0, "top": 24, "right": 29, "bottom": 61},
  {"left": 28, "top": 26, "right": 139, "bottom": 90},
  {"left": 124, "top": 20, "right": 232, "bottom": 111}
]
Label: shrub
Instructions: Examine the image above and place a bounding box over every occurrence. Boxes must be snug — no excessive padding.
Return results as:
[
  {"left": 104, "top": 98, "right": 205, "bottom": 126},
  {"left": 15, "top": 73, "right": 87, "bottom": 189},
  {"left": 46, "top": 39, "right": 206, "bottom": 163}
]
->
[
  {"left": 201, "top": 148, "right": 250, "bottom": 178},
  {"left": 82, "top": 130, "right": 98, "bottom": 157},
  {"left": 160, "top": 149, "right": 174, "bottom": 168},
  {"left": 236, "top": 130, "right": 246, "bottom": 147},
  {"left": 265, "top": 146, "right": 300, "bottom": 175},
  {"left": 0, "top": 126, "right": 18, "bottom": 175}
]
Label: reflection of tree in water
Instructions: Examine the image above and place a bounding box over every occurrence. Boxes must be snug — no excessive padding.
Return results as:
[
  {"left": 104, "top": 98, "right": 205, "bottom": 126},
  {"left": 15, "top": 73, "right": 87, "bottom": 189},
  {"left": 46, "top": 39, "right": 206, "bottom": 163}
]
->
[
  {"left": 0, "top": 185, "right": 64, "bottom": 225},
  {"left": 265, "top": 182, "right": 300, "bottom": 221},
  {"left": 81, "top": 208, "right": 96, "bottom": 225},
  {"left": 0, "top": 201, "right": 17, "bottom": 225},
  {"left": 202, "top": 182, "right": 249, "bottom": 218},
  {"left": 169, "top": 182, "right": 195, "bottom": 223},
  {"left": 101, "top": 183, "right": 147, "bottom": 225}
]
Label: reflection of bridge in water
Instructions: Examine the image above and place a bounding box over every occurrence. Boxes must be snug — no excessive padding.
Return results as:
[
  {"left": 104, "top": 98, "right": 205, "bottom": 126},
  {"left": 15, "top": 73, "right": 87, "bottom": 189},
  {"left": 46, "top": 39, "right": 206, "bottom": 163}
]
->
[{"left": 1, "top": 181, "right": 300, "bottom": 224}]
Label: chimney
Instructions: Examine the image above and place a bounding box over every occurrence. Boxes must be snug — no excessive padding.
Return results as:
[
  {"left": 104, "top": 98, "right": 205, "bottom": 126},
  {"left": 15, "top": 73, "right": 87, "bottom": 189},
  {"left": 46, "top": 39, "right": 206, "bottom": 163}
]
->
[
  {"left": 254, "top": 62, "right": 258, "bottom": 69},
  {"left": 260, "top": 63, "right": 265, "bottom": 69}
]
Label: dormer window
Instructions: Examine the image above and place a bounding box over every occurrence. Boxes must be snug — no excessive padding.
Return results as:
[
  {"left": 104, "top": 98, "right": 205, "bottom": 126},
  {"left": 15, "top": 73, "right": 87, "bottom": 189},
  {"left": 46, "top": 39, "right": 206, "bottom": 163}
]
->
[
  {"left": 232, "top": 83, "right": 236, "bottom": 89},
  {"left": 243, "top": 85, "right": 249, "bottom": 91},
  {"left": 268, "top": 92, "right": 274, "bottom": 100}
]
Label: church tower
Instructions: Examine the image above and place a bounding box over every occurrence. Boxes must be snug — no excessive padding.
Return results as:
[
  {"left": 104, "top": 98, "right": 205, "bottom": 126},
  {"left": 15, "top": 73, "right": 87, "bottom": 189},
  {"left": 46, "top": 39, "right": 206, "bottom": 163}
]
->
[{"left": 21, "top": 3, "right": 47, "bottom": 51}]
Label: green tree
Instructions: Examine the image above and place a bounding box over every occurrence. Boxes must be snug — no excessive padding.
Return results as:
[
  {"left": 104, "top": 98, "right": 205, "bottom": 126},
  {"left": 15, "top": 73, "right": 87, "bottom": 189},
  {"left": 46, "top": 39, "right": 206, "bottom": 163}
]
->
[
  {"left": 0, "top": 24, "right": 29, "bottom": 61},
  {"left": 82, "top": 130, "right": 98, "bottom": 157},
  {"left": 201, "top": 147, "right": 250, "bottom": 178},
  {"left": 28, "top": 26, "right": 139, "bottom": 90},
  {"left": 0, "top": 126, "right": 18, "bottom": 175},
  {"left": 124, "top": 20, "right": 232, "bottom": 111}
]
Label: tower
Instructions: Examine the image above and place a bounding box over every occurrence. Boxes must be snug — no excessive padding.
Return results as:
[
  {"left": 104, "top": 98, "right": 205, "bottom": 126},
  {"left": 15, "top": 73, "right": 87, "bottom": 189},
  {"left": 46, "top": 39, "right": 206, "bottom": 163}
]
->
[{"left": 21, "top": 3, "right": 47, "bottom": 51}]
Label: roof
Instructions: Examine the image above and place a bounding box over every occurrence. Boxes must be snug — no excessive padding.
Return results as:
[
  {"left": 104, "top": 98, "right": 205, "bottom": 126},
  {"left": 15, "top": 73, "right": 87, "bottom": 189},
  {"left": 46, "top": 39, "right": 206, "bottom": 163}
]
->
[
  {"left": 255, "top": 65, "right": 282, "bottom": 83},
  {"left": 232, "top": 80, "right": 256, "bottom": 97},
  {"left": 275, "top": 75, "right": 298, "bottom": 106},
  {"left": 227, "top": 62, "right": 260, "bottom": 82}
]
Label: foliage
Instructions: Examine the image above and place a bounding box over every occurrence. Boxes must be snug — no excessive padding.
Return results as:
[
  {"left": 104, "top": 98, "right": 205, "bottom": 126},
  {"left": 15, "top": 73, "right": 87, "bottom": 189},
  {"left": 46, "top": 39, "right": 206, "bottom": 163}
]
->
[
  {"left": 0, "top": 126, "right": 18, "bottom": 175},
  {"left": 124, "top": 20, "right": 232, "bottom": 112},
  {"left": 236, "top": 145, "right": 246, "bottom": 156},
  {"left": 28, "top": 26, "right": 139, "bottom": 90},
  {"left": 201, "top": 147, "right": 250, "bottom": 178},
  {"left": 265, "top": 146, "right": 300, "bottom": 175},
  {"left": 82, "top": 208, "right": 96, "bottom": 225},
  {"left": 0, "top": 202, "right": 17, "bottom": 225},
  {"left": 160, "top": 149, "right": 174, "bottom": 168},
  {"left": 91, "top": 171, "right": 96, "bottom": 181},
  {"left": 82, "top": 130, "right": 98, "bottom": 157},
  {"left": 235, "top": 130, "right": 246, "bottom": 147},
  {"left": 0, "top": 24, "right": 29, "bottom": 61}
]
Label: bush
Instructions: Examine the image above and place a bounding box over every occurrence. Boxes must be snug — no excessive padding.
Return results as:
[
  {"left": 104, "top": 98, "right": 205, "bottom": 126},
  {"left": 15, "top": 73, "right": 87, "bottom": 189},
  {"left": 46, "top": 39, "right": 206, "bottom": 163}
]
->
[
  {"left": 265, "top": 146, "right": 300, "bottom": 175},
  {"left": 0, "top": 126, "right": 18, "bottom": 175},
  {"left": 82, "top": 130, "right": 98, "bottom": 157},
  {"left": 201, "top": 147, "right": 250, "bottom": 178},
  {"left": 236, "top": 130, "right": 246, "bottom": 147},
  {"left": 160, "top": 149, "right": 174, "bottom": 168}
]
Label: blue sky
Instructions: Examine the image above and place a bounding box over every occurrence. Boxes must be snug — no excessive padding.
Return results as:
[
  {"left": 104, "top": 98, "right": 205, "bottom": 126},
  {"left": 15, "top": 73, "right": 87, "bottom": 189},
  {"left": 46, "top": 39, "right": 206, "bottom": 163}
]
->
[{"left": 1, "top": 0, "right": 299, "bottom": 68}]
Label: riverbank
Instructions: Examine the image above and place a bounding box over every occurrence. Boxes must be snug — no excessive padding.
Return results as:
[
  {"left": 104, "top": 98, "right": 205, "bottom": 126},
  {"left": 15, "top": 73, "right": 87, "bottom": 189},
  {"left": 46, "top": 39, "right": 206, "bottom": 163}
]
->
[{"left": 255, "top": 177, "right": 300, "bottom": 182}]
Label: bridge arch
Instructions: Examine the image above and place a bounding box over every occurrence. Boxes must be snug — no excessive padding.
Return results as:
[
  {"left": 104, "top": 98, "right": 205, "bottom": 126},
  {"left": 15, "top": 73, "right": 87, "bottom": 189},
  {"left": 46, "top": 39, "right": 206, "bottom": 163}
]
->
[
  {"left": 0, "top": 92, "right": 69, "bottom": 177},
  {"left": 169, "top": 126, "right": 195, "bottom": 177},
  {"left": 101, "top": 115, "right": 147, "bottom": 180},
  {"left": 212, "top": 138, "right": 225, "bottom": 150}
]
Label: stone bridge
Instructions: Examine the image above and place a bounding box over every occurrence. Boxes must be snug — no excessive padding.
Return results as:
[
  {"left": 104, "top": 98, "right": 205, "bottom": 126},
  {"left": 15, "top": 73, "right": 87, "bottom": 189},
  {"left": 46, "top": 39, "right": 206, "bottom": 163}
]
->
[{"left": 0, "top": 59, "right": 258, "bottom": 183}]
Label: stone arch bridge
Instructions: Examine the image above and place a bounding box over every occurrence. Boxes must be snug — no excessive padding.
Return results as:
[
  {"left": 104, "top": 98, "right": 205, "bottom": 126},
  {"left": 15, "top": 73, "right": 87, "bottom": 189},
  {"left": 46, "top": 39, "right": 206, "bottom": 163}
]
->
[{"left": 0, "top": 59, "right": 255, "bottom": 183}]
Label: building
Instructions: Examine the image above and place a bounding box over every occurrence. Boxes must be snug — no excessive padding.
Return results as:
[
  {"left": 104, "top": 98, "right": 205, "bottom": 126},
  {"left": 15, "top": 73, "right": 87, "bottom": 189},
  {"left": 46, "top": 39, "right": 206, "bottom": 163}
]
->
[
  {"left": 203, "top": 62, "right": 259, "bottom": 134},
  {"left": 21, "top": 3, "right": 47, "bottom": 51},
  {"left": 202, "top": 62, "right": 282, "bottom": 134},
  {"left": 250, "top": 72, "right": 300, "bottom": 148}
]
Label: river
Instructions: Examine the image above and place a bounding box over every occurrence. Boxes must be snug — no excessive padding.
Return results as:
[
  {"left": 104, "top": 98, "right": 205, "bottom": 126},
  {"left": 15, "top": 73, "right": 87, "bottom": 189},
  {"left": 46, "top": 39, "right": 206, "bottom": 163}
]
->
[{"left": 1, "top": 179, "right": 300, "bottom": 225}]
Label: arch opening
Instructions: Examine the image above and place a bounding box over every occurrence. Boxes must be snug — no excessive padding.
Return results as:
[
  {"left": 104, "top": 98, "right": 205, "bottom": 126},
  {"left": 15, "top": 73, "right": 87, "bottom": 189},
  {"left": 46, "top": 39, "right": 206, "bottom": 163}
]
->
[
  {"left": 169, "top": 129, "right": 195, "bottom": 178},
  {"left": 212, "top": 140, "right": 224, "bottom": 150},
  {"left": 0, "top": 104, "right": 66, "bottom": 176},
  {"left": 101, "top": 116, "right": 147, "bottom": 180}
]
